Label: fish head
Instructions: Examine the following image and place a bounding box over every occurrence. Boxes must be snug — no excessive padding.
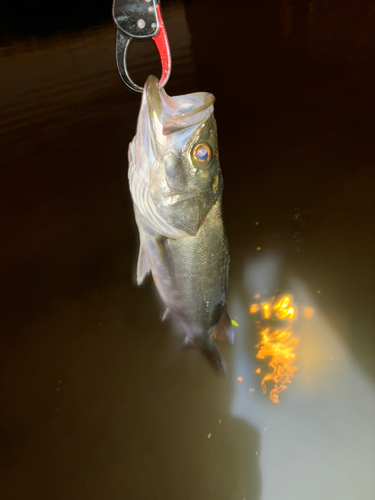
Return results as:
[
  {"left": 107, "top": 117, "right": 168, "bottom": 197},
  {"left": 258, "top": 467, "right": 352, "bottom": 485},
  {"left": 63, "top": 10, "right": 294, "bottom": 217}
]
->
[{"left": 130, "top": 75, "right": 222, "bottom": 237}]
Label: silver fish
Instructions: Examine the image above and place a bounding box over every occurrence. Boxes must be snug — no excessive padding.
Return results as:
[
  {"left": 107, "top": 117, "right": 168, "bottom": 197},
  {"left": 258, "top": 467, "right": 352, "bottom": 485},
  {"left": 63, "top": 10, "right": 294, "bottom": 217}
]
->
[{"left": 128, "top": 76, "right": 234, "bottom": 375}]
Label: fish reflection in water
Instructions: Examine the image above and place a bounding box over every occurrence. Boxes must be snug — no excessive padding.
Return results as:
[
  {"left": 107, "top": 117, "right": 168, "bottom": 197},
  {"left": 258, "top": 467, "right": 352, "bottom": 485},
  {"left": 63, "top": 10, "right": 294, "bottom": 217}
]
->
[{"left": 250, "top": 295, "right": 300, "bottom": 403}]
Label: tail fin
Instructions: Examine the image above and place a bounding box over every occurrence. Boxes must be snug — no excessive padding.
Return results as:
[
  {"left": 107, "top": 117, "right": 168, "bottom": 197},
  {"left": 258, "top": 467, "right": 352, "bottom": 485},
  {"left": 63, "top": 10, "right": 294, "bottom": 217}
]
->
[{"left": 183, "top": 336, "right": 227, "bottom": 376}]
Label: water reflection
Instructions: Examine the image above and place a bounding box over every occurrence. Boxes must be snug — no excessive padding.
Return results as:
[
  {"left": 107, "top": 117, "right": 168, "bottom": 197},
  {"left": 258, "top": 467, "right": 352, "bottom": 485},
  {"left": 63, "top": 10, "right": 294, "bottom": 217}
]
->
[
  {"left": 279, "top": 0, "right": 375, "bottom": 63},
  {"left": 230, "top": 262, "right": 375, "bottom": 500},
  {"left": 251, "top": 295, "right": 299, "bottom": 403}
]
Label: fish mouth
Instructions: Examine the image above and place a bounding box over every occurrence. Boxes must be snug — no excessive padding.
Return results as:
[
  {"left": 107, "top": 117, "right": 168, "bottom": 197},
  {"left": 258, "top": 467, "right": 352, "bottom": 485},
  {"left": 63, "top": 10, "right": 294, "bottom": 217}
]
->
[
  {"left": 144, "top": 75, "right": 215, "bottom": 135},
  {"left": 145, "top": 75, "right": 163, "bottom": 122}
]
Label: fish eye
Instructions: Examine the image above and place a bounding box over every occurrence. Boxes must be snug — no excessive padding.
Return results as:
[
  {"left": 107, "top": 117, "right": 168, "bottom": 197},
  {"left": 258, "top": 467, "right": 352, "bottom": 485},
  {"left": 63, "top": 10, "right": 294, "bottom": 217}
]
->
[{"left": 192, "top": 143, "right": 213, "bottom": 167}]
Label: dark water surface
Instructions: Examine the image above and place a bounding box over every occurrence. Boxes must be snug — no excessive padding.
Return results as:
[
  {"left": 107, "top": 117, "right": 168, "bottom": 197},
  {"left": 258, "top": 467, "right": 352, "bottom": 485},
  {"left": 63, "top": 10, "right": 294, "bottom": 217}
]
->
[{"left": 1, "top": 1, "right": 375, "bottom": 499}]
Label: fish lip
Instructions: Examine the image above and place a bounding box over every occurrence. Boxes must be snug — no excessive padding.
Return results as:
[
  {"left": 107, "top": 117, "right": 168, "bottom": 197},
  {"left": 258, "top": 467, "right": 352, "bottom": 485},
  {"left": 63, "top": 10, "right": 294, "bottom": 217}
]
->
[
  {"left": 176, "top": 93, "right": 215, "bottom": 119},
  {"left": 162, "top": 94, "right": 215, "bottom": 135},
  {"left": 144, "top": 75, "right": 215, "bottom": 134},
  {"left": 145, "top": 75, "right": 162, "bottom": 121}
]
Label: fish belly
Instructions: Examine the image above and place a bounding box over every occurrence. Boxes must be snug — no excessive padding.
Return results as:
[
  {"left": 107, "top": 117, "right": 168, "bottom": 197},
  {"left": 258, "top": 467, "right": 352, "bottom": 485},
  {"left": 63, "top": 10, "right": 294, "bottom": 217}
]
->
[{"left": 134, "top": 198, "right": 228, "bottom": 337}]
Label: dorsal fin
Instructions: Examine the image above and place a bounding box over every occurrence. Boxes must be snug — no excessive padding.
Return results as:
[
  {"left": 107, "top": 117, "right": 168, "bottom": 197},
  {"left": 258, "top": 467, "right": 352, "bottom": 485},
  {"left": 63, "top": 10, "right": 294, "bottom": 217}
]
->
[
  {"left": 162, "top": 308, "right": 170, "bottom": 321},
  {"left": 211, "top": 304, "right": 235, "bottom": 344}
]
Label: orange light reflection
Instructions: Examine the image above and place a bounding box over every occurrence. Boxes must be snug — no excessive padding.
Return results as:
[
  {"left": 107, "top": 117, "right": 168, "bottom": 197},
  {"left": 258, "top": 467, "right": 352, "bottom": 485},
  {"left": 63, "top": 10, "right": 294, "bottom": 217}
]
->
[
  {"left": 250, "top": 295, "right": 299, "bottom": 403},
  {"left": 255, "top": 327, "right": 298, "bottom": 403},
  {"left": 273, "top": 296, "right": 295, "bottom": 320},
  {"left": 303, "top": 308, "right": 314, "bottom": 319},
  {"left": 262, "top": 303, "right": 271, "bottom": 319}
]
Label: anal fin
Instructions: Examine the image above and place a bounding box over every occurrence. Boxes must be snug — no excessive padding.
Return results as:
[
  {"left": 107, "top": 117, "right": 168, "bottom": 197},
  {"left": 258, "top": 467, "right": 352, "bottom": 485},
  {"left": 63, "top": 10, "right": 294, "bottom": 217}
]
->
[
  {"left": 137, "top": 243, "right": 151, "bottom": 285},
  {"left": 211, "top": 304, "right": 235, "bottom": 344}
]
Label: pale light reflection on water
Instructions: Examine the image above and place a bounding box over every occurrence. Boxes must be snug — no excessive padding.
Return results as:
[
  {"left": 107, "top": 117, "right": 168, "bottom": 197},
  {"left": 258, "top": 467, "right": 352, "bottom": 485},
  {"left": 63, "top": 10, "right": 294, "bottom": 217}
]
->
[{"left": 230, "top": 263, "right": 375, "bottom": 500}]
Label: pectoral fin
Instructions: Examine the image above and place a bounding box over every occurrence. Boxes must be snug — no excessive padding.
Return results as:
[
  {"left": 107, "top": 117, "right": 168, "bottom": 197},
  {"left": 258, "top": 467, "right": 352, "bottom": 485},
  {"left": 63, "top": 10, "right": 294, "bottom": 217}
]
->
[
  {"left": 137, "top": 243, "right": 151, "bottom": 285},
  {"left": 162, "top": 308, "right": 170, "bottom": 321},
  {"left": 211, "top": 304, "right": 235, "bottom": 344}
]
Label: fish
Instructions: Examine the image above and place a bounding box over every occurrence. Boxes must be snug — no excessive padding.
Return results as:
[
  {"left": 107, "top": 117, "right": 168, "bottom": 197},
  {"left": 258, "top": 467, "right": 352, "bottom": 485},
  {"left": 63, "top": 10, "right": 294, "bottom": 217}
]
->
[{"left": 128, "top": 75, "right": 234, "bottom": 375}]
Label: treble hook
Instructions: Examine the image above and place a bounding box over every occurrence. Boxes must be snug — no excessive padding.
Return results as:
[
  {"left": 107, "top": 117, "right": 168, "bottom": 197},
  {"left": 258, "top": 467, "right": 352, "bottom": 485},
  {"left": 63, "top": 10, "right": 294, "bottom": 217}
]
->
[{"left": 112, "top": 0, "right": 171, "bottom": 93}]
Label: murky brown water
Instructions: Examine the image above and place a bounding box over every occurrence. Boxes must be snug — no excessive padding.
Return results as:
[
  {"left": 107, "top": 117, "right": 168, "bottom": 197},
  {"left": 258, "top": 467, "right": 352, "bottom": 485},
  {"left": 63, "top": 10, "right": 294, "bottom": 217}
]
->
[{"left": 1, "top": 1, "right": 375, "bottom": 499}]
